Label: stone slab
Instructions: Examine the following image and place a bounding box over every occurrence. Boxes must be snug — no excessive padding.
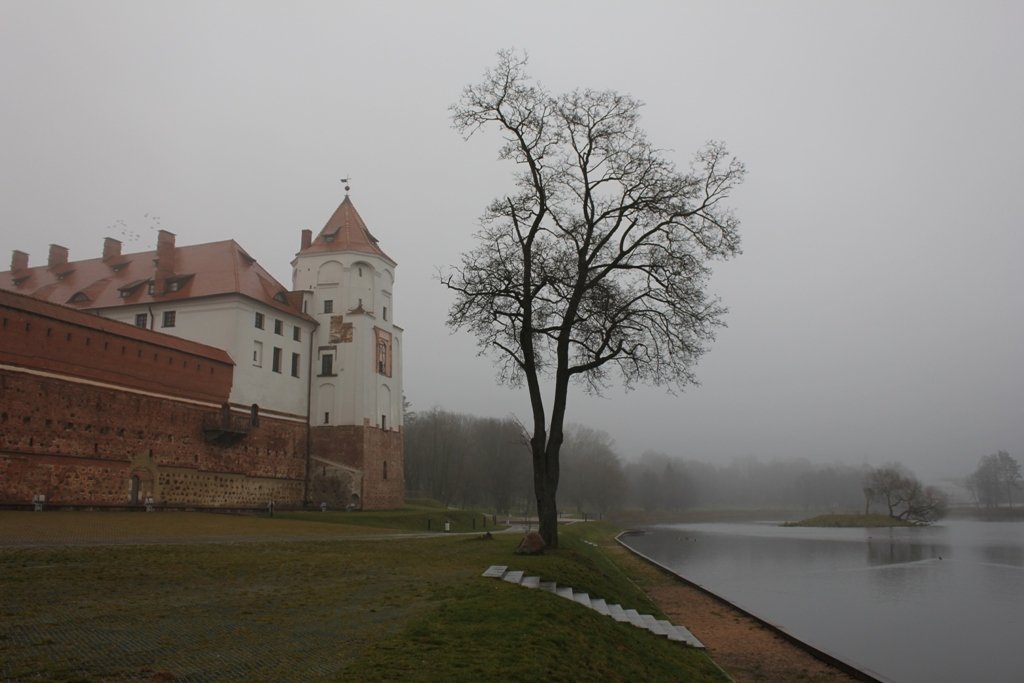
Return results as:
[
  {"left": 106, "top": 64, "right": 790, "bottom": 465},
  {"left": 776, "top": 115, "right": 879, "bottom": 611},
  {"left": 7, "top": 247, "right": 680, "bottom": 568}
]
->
[
  {"left": 502, "top": 570, "right": 524, "bottom": 584},
  {"left": 573, "top": 592, "right": 592, "bottom": 608},
  {"left": 539, "top": 581, "right": 557, "bottom": 593},
  {"left": 607, "top": 604, "right": 629, "bottom": 622},
  {"left": 589, "top": 598, "right": 610, "bottom": 616},
  {"left": 520, "top": 576, "right": 540, "bottom": 589},
  {"left": 482, "top": 565, "right": 508, "bottom": 578},
  {"left": 556, "top": 586, "right": 574, "bottom": 600}
]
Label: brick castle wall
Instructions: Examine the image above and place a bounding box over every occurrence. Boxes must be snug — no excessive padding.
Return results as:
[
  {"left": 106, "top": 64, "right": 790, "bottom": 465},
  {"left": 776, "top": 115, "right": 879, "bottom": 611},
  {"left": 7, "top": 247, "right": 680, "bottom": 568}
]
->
[
  {"left": 1, "top": 292, "right": 307, "bottom": 507},
  {"left": 310, "top": 425, "right": 403, "bottom": 510}
]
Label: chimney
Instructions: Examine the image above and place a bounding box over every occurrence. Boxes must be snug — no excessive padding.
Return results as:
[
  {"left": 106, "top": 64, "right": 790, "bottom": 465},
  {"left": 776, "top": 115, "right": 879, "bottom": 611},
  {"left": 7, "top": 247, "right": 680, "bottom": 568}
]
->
[
  {"left": 301, "top": 229, "right": 312, "bottom": 251},
  {"left": 48, "top": 244, "right": 69, "bottom": 268},
  {"left": 103, "top": 237, "right": 122, "bottom": 261},
  {"left": 11, "top": 250, "right": 29, "bottom": 271},
  {"left": 154, "top": 230, "right": 176, "bottom": 294}
]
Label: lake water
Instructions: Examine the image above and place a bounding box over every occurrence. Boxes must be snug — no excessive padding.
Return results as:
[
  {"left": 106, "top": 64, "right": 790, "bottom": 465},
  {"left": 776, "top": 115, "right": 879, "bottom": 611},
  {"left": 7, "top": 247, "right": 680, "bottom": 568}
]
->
[{"left": 620, "top": 520, "right": 1024, "bottom": 683}]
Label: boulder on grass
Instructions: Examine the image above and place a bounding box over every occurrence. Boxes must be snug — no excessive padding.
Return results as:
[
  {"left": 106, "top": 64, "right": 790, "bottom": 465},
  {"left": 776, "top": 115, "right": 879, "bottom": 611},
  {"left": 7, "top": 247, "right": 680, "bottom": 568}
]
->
[{"left": 515, "top": 531, "right": 546, "bottom": 555}]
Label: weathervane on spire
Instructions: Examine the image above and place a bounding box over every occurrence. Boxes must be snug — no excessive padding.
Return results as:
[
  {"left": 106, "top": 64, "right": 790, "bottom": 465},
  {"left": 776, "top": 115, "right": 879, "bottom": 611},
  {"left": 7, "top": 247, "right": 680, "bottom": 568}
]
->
[{"left": 340, "top": 177, "right": 352, "bottom": 196}]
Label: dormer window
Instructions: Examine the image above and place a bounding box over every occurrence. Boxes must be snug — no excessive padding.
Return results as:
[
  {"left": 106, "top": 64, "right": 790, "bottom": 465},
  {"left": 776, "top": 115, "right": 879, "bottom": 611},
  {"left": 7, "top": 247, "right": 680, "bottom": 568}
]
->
[
  {"left": 147, "top": 282, "right": 155, "bottom": 295},
  {"left": 56, "top": 270, "right": 74, "bottom": 281},
  {"left": 274, "top": 291, "right": 288, "bottom": 303},
  {"left": 167, "top": 280, "right": 181, "bottom": 292},
  {"left": 68, "top": 292, "right": 89, "bottom": 304},
  {"left": 13, "top": 276, "right": 28, "bottom": 287},
  {"left": 324, "top": 234, "right": 335, "bottom": 243}
]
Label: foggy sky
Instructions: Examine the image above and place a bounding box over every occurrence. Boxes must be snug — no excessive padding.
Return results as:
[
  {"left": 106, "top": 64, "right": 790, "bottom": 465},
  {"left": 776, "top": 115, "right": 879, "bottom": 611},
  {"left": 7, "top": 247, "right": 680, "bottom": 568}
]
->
[{"left": 2, "top": 1, "right": 1021, "bottom": 481}]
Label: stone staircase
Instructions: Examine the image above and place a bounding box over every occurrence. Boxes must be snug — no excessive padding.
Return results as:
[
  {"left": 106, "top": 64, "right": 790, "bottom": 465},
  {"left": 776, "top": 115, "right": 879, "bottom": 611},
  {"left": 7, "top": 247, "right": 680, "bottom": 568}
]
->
[{"left": 482, "top": 565, "right": 704, "bottom": 648}]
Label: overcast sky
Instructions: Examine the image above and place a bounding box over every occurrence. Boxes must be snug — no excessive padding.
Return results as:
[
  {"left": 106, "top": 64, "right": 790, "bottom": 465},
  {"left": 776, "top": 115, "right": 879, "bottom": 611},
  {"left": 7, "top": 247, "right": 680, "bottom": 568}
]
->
[{"left": 2, "top": 1, "right": 1021, "bottom": 481}]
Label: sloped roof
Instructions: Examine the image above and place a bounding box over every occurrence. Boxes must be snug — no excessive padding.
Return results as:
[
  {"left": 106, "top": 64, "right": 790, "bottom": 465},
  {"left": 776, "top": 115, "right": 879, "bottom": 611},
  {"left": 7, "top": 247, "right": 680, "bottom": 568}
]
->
[
  {"left": 0, "top": 240, "right": 314, "bottom": 322},
  {"left": 299, "top": 195, "right": 396, "bottom": 266}
]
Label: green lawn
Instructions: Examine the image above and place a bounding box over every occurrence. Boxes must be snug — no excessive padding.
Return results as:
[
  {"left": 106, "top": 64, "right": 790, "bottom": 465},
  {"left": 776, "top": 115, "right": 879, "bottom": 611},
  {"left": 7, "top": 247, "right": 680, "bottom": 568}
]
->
[{"left": 0, "top": 512, "right": 726, "bottom": 682}]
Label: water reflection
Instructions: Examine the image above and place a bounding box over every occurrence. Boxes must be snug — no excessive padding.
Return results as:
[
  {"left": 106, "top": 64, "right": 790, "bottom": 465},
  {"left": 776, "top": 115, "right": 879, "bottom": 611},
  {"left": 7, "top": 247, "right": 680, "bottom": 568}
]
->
[{"left": 623, "top": 520, "right": 1024, "bottom": 683}]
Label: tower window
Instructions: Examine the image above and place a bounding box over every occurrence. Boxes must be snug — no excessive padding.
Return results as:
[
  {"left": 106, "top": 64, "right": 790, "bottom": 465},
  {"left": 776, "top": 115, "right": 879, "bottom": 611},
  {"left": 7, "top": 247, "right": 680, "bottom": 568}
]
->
[
  {"left": 320, "top": 353, "right": 334, "bottom": 376},
  {"left": 291, "top": 352, "right": 300, "bottom": 378},
  {"left": 272, "top": 347, "right": 282, "bottom": 373},
  {"left": 324, "top": 299, "right": 334, "bottom": 314},
  {"left": 292, "top": 326, "right": 301, "bottom": 341},
  {"left": 274, "top": 319, "right": 283, "bottom": 335},
  {"left": 255, "top": 312, "right": 265, "bottom": 329}
]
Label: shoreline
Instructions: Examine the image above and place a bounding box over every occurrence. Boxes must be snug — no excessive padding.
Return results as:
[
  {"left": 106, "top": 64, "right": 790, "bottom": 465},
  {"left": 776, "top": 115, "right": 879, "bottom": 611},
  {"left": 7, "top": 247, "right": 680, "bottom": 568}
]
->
[{"left": 615, "top": 532, "right": 888, "bottom": 683}]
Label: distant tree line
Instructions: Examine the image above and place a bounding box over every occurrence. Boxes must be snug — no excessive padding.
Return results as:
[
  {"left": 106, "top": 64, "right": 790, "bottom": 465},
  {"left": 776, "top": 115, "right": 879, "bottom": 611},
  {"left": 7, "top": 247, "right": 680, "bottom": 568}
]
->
[{"left": 403, "top": 406, "right": 1018, "bottom": 520}]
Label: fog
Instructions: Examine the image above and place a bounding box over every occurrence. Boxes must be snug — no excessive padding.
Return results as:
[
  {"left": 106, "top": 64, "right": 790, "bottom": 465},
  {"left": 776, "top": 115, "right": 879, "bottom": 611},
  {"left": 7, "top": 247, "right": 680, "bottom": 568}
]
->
[{"left": 2, "top": 1, "right": 1021, "bottom": 481}]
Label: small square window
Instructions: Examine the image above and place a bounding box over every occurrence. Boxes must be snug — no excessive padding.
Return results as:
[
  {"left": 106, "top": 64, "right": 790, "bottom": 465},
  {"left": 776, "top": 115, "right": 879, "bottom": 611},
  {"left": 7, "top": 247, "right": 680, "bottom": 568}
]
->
[
  {"left": 323, "top": 299, "right": 334, "bottom": 314},
  {"left": 274, "top": 319, "right": 283, "bottom": 335},
  {"left": 135, "top": 313, "right": 147, "bottom": 328},
  {"left": 255, "top": 312, "right": 265, "bottom": 329},
  {"left": 162, "top": 310, "right": 176, "bottom": 328}
]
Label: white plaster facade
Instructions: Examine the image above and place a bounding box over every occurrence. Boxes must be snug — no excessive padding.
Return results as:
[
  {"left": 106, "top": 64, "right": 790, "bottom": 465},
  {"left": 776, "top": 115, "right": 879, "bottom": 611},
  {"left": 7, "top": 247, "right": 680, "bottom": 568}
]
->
[
  {"left": 95, "top": 294, "right": 316, "bottom": 419},
  {"left": 292, "top": 245, "right": 404, "bottom": 433}
]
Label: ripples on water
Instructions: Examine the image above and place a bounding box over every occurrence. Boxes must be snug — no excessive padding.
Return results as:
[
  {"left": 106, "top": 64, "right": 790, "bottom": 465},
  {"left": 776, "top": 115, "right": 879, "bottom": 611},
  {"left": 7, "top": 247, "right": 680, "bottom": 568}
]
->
[{"left": 622, "top": 520, "right": 1024, "bottom": 683}]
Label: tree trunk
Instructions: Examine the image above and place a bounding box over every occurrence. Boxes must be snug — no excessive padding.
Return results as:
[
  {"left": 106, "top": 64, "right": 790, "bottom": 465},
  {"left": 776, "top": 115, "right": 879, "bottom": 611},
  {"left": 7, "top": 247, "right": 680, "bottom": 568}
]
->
[{"left": 533, "top": 443, "right": 560, "bottom": 548}]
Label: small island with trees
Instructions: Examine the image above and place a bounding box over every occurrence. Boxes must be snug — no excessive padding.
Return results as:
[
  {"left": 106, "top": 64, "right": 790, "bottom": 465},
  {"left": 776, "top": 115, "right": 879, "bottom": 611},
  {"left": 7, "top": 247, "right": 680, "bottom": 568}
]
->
[{"left": 788, "top": 464, "right": 948, "bottom": 527}]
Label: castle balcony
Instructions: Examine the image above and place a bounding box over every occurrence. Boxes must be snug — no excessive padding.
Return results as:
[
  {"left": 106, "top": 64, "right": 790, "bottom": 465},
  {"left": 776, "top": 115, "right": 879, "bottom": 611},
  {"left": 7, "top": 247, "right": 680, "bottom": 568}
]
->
[{"left": 201, "top": 411, "right": 251, "bottom": 445}]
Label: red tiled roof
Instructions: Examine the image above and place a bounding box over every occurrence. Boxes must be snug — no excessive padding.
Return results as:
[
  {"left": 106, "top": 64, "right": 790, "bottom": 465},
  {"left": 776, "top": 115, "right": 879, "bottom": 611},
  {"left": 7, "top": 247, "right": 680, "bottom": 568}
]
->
[
  {"left": 299, "top": 196, "right": 396, "bottom": 266},
  {"left": 0, "top": 288, "right": 234, "bottom": 364},
  {"left": 0, "top": 239, "right": 314, "bottom": 323}
]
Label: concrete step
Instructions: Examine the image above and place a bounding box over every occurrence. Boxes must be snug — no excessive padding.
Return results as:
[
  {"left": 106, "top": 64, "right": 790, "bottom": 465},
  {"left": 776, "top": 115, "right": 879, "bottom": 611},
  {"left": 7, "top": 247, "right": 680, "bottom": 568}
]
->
[
  {"left": 623, "top": 608, "right": 647, "bottom": 628},
  {"left": 482, "top": 566, "right": 704, "bottom": 649},
  {"left": 642, "top": 615, "right": 669, "bottom": 636},
  {"left": 667, "top": 625, "right": 704, "bottom": 649},
  {"left": 606, "top": 603, "right": 630, "bottom": 623},
  {"left": 502, "top": 570, "right": 524, "bottom": 585}
]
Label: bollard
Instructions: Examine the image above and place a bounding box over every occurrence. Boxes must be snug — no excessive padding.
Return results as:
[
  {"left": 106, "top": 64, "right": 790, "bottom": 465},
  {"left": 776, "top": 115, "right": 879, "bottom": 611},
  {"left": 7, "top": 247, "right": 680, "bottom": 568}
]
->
[
  {"left": 32, "top": 494, "right": 45, "bottom": 512},
  {"left": 444, "top": 520, "right": 451, "bottom": 533},
  {"left": 472, "top": 518, "right": 476, "bottom": 530},
  {"left": 427, "top": 519, "right": 431, "bottom": 531},
  {"left": 144, "top": 496, "right": 154, "bottom": 512}
]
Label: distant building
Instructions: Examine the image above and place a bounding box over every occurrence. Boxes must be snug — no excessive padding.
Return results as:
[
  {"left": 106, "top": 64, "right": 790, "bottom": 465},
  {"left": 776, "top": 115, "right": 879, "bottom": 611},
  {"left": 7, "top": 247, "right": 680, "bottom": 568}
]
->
[{"left": 0, "top": 194, "right": 403, "bottom": 510}]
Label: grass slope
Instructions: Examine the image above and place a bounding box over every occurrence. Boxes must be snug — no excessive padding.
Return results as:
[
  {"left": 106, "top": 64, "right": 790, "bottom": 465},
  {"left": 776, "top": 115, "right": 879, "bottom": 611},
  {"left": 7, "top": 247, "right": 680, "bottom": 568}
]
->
[{"left": 0, "top": 512, "right": 725, "bottom": 682}]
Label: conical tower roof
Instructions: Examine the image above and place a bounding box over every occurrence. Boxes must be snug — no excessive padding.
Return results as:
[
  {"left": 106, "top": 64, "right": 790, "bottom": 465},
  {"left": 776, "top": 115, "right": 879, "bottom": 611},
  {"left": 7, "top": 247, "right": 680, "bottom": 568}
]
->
[{"left": 299, "top": 196, "right": 396, "bottom": 266}]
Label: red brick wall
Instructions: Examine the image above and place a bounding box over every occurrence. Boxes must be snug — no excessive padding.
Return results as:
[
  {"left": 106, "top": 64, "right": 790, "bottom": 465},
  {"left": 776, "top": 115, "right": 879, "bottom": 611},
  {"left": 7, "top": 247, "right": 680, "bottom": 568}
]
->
[
  {"left": 0, "top": 293, "right": 307, "bottom": 507},
  {"left": 310, "top": 425, "right": 404, "bottom": 510},
  {"left": 0, "top": 369, "right": 307, "bottom": 506},
  {"left": 1, "top": 298, "right": 231, "bottom": 404}
]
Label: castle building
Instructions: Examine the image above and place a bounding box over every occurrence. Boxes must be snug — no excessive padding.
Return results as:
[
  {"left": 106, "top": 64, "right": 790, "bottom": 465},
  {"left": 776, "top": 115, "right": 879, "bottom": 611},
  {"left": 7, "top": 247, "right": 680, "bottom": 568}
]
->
[{"left": 0, "top": 194, "right": 403, "bottom": 510}]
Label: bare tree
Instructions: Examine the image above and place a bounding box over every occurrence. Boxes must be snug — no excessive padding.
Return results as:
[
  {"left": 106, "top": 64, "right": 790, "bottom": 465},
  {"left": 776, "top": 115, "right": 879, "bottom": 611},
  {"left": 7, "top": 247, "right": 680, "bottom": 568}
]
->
[
  {"left": 966, "top": 450, "right": 1021, "bottom": 509},
  {"left": 445, "top": 51, "right": 745, "bottom": 546},
  {"left": 865, "top": 465, "right": 946, "bottom": 523}
]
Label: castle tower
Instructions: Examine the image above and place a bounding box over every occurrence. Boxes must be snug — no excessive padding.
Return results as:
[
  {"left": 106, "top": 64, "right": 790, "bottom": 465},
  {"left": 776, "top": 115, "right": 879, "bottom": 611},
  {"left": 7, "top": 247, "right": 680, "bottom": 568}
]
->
[{"left": 293, "top": 194, "right": 404, "bottom": 510}]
